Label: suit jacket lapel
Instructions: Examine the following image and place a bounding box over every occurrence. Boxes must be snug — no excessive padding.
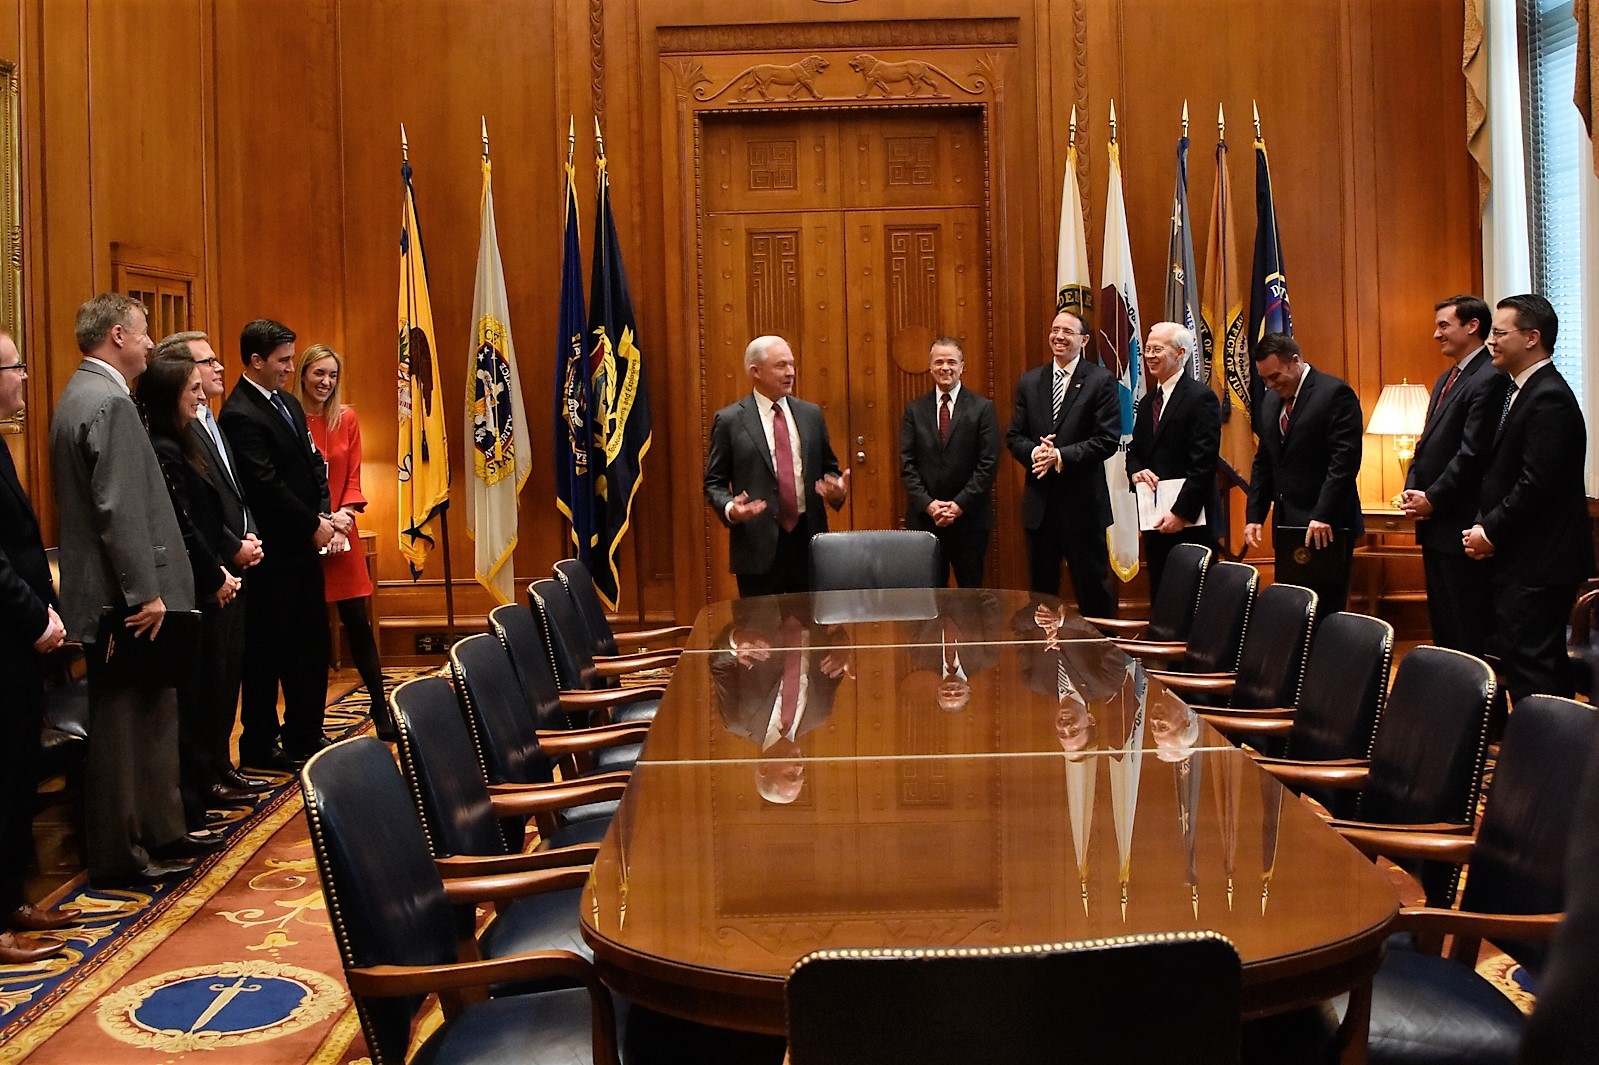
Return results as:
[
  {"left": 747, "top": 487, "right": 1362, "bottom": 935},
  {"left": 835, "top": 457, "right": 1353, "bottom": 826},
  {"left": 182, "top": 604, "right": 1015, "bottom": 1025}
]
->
[
  {"left": 739, "top": 396, "right": 776, "bottom": 477},
  {"left": 1055, "top": 362, "right": 1086, "bottom": 430},
  {"left": 1151, "top": 378, "right": 1187, "bottom": 444},
  {"left": 1282, "top": 371, "right": 1317, "bottom": 445}
]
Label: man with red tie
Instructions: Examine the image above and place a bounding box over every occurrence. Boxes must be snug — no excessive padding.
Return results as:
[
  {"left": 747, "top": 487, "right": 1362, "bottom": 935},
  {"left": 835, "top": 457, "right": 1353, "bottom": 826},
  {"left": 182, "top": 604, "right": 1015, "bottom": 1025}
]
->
[
  {"left": 704, "top": 335, "right": 850, "bottom": 597},
  {"left": 1243, "top": 332, "right": 1364, "bottom": 612}
]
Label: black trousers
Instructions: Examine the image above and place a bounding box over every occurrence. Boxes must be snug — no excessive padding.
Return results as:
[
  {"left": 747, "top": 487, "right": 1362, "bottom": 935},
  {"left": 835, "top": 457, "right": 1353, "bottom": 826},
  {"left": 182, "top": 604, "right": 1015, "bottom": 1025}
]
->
[
  {"left": 1026, "top": 517, "right": 1113, "bottom": 618},
  {"left": 736, "top": 525, "right": 813, "bottom": 598},
  {"left": 929, "top": 521, "right": 990, "bottom": 588},
  {"left": 334, "top": 596, "right": 388, "bottom": 729},
  {"left": 1422, "top": 546, "right": 1495, "bottom": 657},
  {"left": 1144, "top": 525, "right": 1216, "bottom": 604},
  {"left": 0, "top": 670, "right": 43, "bottom": 914},
  {"left": 177, "top": 592, "right": 246, "bottom": 828},
  {"left": 1492, "top": 576, "right": 1578, "bottom": 701},
  {"left": 239, "top": 561, "right": 329, "bottom": 759}
]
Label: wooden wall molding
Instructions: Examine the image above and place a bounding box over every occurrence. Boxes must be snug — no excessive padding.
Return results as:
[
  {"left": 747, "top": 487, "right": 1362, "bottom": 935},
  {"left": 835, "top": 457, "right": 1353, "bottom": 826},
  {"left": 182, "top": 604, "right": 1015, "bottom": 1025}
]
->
[{"left": 657, "top": 18, "right": 1018, "bottom": 55}]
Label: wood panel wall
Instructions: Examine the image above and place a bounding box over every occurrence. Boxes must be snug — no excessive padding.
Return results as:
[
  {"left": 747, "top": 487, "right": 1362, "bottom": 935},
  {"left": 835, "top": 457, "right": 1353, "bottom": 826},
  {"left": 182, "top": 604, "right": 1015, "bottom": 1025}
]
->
[{"left": 4, "top": 0, "right": 1477, "bottom": 632}]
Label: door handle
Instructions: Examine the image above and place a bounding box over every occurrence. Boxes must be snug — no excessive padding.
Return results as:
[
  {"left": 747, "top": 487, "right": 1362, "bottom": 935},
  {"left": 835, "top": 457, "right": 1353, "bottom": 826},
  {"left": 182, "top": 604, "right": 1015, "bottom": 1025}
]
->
[{"left": 856, "top": 449, "right": 867, "bottom": 464}]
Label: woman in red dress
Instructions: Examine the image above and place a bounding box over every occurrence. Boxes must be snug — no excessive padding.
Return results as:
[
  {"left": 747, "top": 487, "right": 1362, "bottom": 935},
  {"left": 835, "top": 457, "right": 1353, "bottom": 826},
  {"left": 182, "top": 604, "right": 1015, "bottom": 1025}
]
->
[{"left": 293, "top": 344, "right": 390, "bottom": 738}]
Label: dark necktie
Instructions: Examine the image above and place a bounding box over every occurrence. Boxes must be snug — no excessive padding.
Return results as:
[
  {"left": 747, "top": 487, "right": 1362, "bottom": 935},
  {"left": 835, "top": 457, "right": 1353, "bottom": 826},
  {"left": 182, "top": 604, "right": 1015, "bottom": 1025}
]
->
[
  {"left": 1279, "top": 395, "right": 1295, "bottom": 440},
  {"left": 1497, "top": 383, "right": 1518, "bottom": 433},
  {"left": 270, "top": 391, "right": 296, "bottom": 430},
  {"left": 939, "top": 392, "right": 952, "bottom": 443},
  {"left": 778, "top": 616, "right": 804, "bottom": 735},
  {"left": 1152, "top": 387, "right": 1165, "bottom": 430},
  {"left": 1052, "top": 368, "right": 1066, "bottom": 423},
  {"left": 1437, "top": 364, "right": 1461, "bottom": 404},
  {"left": 771, "top": 402, "right": 799, "bottom": 533}
]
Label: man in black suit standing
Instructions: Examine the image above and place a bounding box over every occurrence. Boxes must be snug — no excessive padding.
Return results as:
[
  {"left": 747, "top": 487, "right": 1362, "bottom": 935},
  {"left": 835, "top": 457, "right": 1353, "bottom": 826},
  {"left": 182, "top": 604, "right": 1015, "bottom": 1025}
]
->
[
  {"left": 155, "top": 332, "right": 267, "bottom": 809},
  {"left": 220, "top": 318, "right": 333, "bottom": 771},
  {"left": 0, "top": 332, "right": 75, "bottom": 963},
  {"left": 1126, "top": 321, "right": 1221, "bottom": 598},
  {"left": 1005, "top": 310, "right": 1122, "bottom": 616},
  {"left": 1463, "top": 294, "right": 1593, "bottom": 700},
  {"left": 899, "top": 336, "right": 999, "bottom": 587},
  {"left": 704, "top": 335, "right": 849, "bottom": 597},
  {"left": 1398, "top": 296, "right": 1503, "bottom": 655},
  {"left": 1243, "top": 332, "right": 1365, "bottom": 612}
]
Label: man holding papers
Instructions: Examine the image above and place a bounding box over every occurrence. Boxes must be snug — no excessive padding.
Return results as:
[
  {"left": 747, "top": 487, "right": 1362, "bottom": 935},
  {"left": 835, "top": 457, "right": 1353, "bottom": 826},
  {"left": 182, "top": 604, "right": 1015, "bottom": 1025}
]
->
[{"left": 1126, "top": 322, "right": 1220, "bottom": 597}]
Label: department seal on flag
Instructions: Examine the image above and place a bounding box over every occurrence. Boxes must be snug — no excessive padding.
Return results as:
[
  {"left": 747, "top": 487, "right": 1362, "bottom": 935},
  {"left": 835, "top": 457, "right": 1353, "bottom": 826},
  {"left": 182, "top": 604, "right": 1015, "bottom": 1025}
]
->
[{"left": 471, "top": 316, "right": 519, "bottom": 485}]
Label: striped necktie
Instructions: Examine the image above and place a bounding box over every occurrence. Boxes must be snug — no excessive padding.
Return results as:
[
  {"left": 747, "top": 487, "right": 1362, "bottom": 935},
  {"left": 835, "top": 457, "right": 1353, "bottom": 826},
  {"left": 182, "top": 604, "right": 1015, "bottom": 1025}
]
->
[{"left": 1052, "top": 368, "right": 1065, "bottom": 423}]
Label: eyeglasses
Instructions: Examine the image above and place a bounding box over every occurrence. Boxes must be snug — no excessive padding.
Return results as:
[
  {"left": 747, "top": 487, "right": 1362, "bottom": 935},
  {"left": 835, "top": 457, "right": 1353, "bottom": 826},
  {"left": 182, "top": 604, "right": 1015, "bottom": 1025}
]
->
[
  {"left": 0, "top": 361, "right": 25, "bottom": 373},
  {"left": 193, "top": 357, "right": 221, "bottom": 368},
  {"left": 1488, "top": 327, "right": 1526, "bottom": 339}
]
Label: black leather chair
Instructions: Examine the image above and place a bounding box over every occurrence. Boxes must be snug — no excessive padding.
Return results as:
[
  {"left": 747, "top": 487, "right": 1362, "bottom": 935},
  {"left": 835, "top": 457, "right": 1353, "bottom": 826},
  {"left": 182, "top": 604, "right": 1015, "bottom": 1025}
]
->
[
  {"left": 786, "top": 932, "right": 1242, "bottom": 1065},
  {"left": 1086, "top": 542, "right": 1211, "bottom": 643},
  {"left": 807, "top": 529, "right": 942, "bottom": 591},
  {"left": 492, "top": 602, "right": 662, "bottom": 726},
  {"left": 1260, "top": 645, "right": 1497, "bottom": 906},
  {"left": 1332, "top": 694, "right": 1598, "bottom": 1065},
  {"left": 1117, "top": 560, "right": 1256, "bottom": 675},
  {"left": 552, "top": 557, "right": 691, "bottom": 661},
  {"left": 1150, "top": 582, "right": 1315, "bottom": 712},
  {"left": 300, "top": 738, "right": 622, "bottom": 1065},
  {"left": 527, "top": 582, "right": 672, "bottom": 718}
]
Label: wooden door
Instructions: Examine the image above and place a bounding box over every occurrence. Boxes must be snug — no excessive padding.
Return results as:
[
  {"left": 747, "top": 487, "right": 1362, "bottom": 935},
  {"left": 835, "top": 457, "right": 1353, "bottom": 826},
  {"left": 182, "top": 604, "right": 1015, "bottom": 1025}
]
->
[{"left": 701, "top": 110, "right": 987, "bottom": 599}]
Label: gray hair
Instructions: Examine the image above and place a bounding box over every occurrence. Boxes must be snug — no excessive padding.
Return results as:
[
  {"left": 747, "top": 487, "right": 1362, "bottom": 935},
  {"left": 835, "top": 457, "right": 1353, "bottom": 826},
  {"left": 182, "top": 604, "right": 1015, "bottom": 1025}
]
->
[
  {"left": 75, "top": 293, "right": 147, "bottom": 354},
  {"left": 1153, "top": 321, "right": 1195, "bottom": 359},
  {"left": 744, "top": 335, "right": 786, "bottom": 371}
]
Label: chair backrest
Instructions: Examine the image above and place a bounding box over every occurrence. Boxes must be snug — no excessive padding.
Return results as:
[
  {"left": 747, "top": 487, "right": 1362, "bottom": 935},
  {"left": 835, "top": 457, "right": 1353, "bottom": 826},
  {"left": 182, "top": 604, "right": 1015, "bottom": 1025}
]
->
[
  {"left": 1145, "top": 543, "right": 1211, "bottom": 643},
  {"left": 786, "top": 933, "right": 1241, "bottom": 1065},
  {"left": 1359, "top": 646, "right": 1496, "bottom": 904},
  {"left": 302, "top": 738, "right": 457, "bottom": 1064},
  {"left": 390, "top": 674, "right": 509, "bottom": 860},
  {"left": 554, "top": 558, "right": 619, "bottom": 658},
  {"left": 489, "top": 602, "right": 571, "bottom": 733},
  {"left": 808, "top": 530, "right": 942, "bottom": 591},
  {"left": 1460, "top": 694, "right": 1598, "bottom": 971},
  {"left": 449, "top": 633, "right": 560, "bottom": 786},
  {"left": 529, "top": 577, "right": 604, "bottom": 690},
  {"left": 1228, "top": 583, "right": 1316, "bottom": 710},
  {"left": 1181, "top": 561, "right": 1256, "bottom": 674},
  {"left": 1283, "top": 612, "right": 1393, "bottom": 764}
]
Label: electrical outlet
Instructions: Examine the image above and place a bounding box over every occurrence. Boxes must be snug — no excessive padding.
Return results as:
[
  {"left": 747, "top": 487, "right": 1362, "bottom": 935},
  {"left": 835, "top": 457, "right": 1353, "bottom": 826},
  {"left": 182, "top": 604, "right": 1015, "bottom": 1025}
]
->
[{"left": 414, "top": 633, "right": 447, "bottom": 654}]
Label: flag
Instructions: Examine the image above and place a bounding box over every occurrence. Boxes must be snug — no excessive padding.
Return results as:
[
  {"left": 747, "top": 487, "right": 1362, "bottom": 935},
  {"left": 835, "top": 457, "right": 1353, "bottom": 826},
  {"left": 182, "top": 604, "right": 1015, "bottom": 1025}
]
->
[
  {"left": 397, "top": 146, "right": 449, "bottom": 579},
  {"left": 1247, "top": 123, "right": 1292, "bottom": 423},
  {"left": 588, "top": 137, "right": 653, "bottom": 611},
  {"left": 554, "top": 141, "right": 596, "bottom": 570},
  {"left": 1055, "top": 126, "right": 1093, "bottom": 326},
  {"left": 1201, "top": 123, "right": 1255, "bottom": 482},
  {"left": 465, "top": 152, "right": 532, "bottom": 605},
  {"left": 1164, "top": 128, "right": 1206, "bottom": 383},
  {"left": 1097, "top": 123, "right": 1144, "bottom": 584}
]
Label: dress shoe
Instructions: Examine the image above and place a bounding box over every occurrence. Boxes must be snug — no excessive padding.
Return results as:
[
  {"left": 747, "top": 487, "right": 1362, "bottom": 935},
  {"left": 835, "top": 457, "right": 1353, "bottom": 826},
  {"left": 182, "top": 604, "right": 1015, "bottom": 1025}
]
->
[
  {"left": 93, "top": 859, "right": 193, "bottom": 887},
  {"left": 0, "top": 930, "right": 65, "bottom": 964},
  {"left": 9, "top": 904, "right": 78, "bottom": 933},
  {"left": 205, "top": 781, "right": 257, "bottom": 805},
  {"left": 153, "top": 830, "right": 226, "bottom": 860},
  {"left": 224, "top": 768, "right": 272, "bottom": 792},
  {"left": 240, "top": 747, "right": 305, "bottom": 773},
  {"left": 284, "top": 735, "right": 331, "bottom": 760}
]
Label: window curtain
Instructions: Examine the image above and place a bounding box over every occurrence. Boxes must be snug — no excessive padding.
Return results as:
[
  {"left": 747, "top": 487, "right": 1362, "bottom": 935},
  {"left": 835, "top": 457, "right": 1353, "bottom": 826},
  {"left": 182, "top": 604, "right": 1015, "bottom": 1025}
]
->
[{"left": 1467, "top": 0, "right": 1534, "bottom": 299}]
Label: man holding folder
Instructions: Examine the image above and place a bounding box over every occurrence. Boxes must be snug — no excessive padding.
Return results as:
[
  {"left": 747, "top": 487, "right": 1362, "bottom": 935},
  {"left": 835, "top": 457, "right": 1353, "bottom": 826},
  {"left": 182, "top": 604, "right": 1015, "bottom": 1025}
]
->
[{"left": 1126, "top": 322, "right": 1220, "bottom": 597}]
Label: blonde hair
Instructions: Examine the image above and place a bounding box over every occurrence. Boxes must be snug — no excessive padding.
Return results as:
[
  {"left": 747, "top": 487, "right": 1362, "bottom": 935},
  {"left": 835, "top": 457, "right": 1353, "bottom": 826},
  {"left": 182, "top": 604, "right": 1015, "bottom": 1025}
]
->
[{"left": 293, "top": 343, "right": 345, "bottom": 429}]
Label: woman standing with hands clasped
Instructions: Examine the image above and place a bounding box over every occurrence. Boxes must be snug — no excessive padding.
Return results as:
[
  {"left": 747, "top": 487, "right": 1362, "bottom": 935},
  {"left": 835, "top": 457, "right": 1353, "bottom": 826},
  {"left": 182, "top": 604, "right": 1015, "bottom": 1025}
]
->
[{"left": 292, "top": 344, "right": 390, "bottom": 738}]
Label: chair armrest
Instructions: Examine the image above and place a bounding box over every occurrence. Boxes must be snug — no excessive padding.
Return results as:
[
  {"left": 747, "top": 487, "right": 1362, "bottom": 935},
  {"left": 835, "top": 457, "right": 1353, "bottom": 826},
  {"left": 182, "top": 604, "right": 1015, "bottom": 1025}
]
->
[
  {"left": 594, "top": 652, "right": 680, "bottom": 678},
  {"left": 559, "top": 687, "right": 667, "bottom": 709},
  {"left": 1333, "top": 825, "right": 1477, "bottom": 863},
  {"left": 537, "top": 721, "right": 650, "bottom": 756},
  {"left": 1395, "top": 906, "right": 1563, "bottom": 943},
  {"left": 487, "top": 775, "right": 629, "bottom": 815},
  {"left": 347, "top": 949, "right": 597, "bottom": 998},
  {"left": 440, "top": 864, "right": 591, "bottom": 906},
  {"left": 1114, "top": 639, "right": 1187, "bottom": 661},
  {"left": 435, "top": 844, "right": 600, "bottom": 879},
  {"left": 1082, "top": 616, "right": 1149, "bottom": 638},
  {"left": 1255, "top": 758, "right": 1370, "bottom": 790},
  {"left": 1148, "top": 670, "right": 1237, "bottom": 696},
  {"left": 1197, "top": 711, "right": 1295, "bottom": 739},
  {"left": 611, "top": 623, "right": 693, "bottom": 647}
]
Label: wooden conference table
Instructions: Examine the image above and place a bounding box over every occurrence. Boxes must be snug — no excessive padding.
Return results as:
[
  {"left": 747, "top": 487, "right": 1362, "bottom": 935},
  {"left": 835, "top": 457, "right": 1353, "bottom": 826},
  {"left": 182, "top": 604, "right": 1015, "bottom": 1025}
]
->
[{"left": 579, "top": 589, "right": 1397, "bottom": 1049}]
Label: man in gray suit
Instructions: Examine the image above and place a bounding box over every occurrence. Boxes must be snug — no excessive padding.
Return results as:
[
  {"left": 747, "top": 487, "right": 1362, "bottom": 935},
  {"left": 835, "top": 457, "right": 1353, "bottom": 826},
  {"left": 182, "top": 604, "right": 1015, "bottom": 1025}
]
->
[
  {"left": 50, "top": 293, "right": 198, "bottom": 885},
  {"left": 704, "top": 335, "right": 849, "bottom": 597}
]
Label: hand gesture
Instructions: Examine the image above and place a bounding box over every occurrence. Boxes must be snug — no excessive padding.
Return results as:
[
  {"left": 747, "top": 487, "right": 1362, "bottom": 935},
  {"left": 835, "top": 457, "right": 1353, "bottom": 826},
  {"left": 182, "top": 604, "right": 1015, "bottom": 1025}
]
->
[
  {"left": 727, "top": 491, "right": 767, "bottom": 524},
  {"left": 126, "top": 596, "right": 167, "bottom": 639},
  {"left": 33, "top": 606, "right": 66, "bottom": 653}
]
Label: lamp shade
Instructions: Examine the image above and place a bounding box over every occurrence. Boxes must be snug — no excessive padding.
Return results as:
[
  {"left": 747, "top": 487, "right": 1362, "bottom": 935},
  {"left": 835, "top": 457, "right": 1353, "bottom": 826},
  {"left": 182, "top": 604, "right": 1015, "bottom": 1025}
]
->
[{"left": 1365, "top": 382, "right": 1430, "bottom": 436}]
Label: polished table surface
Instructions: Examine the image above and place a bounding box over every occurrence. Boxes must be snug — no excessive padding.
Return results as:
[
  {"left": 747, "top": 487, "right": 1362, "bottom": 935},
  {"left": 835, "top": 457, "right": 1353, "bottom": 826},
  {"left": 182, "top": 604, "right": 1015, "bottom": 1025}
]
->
[{"left": 580, "top": 589, "right": 1397, "bottom": 1036}]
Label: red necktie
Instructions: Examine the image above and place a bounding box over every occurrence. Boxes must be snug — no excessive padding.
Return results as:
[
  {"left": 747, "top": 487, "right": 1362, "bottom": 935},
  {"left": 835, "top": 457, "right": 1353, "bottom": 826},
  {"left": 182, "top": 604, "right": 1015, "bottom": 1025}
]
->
[
  {"left": 1279, "top": 396, "right": 1295, "bottom": 439},
  {"left": 1152, "top": 387, "right": 1164, "bottom": 430},
  {"left": 1437, "top": 365, "right": 1461, "bottom": 404},
  {"left": 938, "top": 392, "right": 952, "bottom": 443},
  {"left": 779, "top": 617, "right": 804, "bottom": 734},
  {"left": 772, "top": 403, "right": 799, "bottom": 532}
]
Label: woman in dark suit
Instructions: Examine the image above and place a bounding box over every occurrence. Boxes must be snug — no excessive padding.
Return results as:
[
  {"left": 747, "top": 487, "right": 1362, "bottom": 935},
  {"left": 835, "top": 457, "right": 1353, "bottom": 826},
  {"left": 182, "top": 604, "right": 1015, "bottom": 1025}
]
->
[{"left": 138, "top": 353, "right": 242, "bottom": 836}]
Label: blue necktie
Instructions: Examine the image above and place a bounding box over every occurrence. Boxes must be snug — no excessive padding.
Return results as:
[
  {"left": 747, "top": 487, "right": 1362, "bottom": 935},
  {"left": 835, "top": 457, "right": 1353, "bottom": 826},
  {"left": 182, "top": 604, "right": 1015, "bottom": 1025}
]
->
[{"left": 270, "top": 391, "right": 295, "bottom": 429}]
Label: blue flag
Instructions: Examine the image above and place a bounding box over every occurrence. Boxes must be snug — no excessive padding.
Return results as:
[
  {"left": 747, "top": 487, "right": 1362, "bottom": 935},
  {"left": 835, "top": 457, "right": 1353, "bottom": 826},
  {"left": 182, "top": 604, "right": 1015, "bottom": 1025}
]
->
[
  {"left": 1247, "top": 132, "right": 1292, "bottom": 417},
  {"left": 555, "top": 154, "right": 596, "bottom": 571}
]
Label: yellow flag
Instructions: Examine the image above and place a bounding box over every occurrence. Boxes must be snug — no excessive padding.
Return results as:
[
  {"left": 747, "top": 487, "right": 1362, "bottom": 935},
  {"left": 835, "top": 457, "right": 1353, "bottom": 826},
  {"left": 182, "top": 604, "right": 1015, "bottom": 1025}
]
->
[{"left": 397, "top": 151, "right": 449, "bottom": 578}]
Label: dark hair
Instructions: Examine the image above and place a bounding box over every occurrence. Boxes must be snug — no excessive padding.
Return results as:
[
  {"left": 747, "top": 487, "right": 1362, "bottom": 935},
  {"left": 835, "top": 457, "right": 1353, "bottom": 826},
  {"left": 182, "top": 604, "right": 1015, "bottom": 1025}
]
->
[
  {"left": 930, "top": 335, "right": 964, "bottom": 357},
  {"left": 1252, "top": 332, "right": 1301, "bottom": 362},
  {"left": 238, "top": 318, "right": 296, "bottom": 367},
  {"left": 1052, "top": 309, "right": 1087, "bottom": 335},
  {"left": 1497, "top": 293, "right": 1558, "bottom": 354},
  {"left": 75, "top": 293, "right": 146, "bottom": 354},
  {"left": 137, "top": 352, "right": 205, "bottom": 471},
  {"left": 1435, "top": 295, "right": 1492, "bottom": 339}
]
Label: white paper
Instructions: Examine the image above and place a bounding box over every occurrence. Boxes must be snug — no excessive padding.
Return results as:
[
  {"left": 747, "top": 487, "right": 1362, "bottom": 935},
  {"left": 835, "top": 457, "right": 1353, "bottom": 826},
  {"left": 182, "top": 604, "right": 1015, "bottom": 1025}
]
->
[{"left": 1136, "top": 478, "right": 1205, "bottom": 531}]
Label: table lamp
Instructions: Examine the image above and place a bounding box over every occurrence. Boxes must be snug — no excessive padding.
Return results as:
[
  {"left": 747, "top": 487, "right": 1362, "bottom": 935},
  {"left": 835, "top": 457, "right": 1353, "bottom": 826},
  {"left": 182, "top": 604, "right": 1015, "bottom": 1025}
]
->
[{"left": 1365, "top": 381, "right": 1430, "bottom": 506}]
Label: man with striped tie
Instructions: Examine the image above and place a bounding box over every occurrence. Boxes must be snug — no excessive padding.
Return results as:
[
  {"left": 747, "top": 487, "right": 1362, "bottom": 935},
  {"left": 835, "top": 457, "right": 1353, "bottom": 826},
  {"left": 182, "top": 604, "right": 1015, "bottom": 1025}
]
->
[{"left": 1463, "top": 294, "right": 1593, "bottom": 699}]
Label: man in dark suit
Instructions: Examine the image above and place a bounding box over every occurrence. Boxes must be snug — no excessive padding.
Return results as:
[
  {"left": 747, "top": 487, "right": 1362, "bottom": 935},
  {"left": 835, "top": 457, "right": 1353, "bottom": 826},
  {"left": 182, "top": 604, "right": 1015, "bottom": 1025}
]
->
[
  {"left": 0, "top": 332, "right": 75, "bottom": 962},
  {"left": 1244, "top": 332, "right": 1365, "bottom": 612},
  {"left": 51, "top": 293, "right": 198, "bottom": 885},
  {"left": 155, "top": 332, "right": 267, "bottom": 813},
  {"left": 220, "top": 318, "right": 334, "bottom": 771},
  {"left": 704, "top": 335, "right": 849, "bottom": 597},
  {"left": 1126, "top": 322, "right": 1221, "bottom": 598},
  {"left": 899, "top": 336, "right": 999, "bottom": 587},
  {"left": 1005, "top": 310, "right": 1122, "bottom": 616},
  {"left": 1398, "top": 296, "right": 1503, "bottom": 655},
  {"left": 1463, "top": 294, "right": 1594, "bottom": 700}
]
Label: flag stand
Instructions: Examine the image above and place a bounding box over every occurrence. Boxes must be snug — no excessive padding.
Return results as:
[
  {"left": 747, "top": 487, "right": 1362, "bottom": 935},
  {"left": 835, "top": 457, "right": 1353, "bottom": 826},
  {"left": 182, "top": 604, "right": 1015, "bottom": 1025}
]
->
[{"left": 438, "top": 503, "right": 457, "bottom": 641}]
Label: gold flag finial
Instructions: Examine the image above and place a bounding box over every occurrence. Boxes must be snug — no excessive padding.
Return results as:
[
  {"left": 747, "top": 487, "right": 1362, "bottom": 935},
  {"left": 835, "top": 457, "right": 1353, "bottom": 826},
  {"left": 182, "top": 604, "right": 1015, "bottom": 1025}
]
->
[
  {"left": 567, "top": 115, "right": 576, "bottom": 166},
  {"left": 480, "top": 116, "right": 489, "bottom": 160},
  {"left": 1181, "top": 99, "right": 1189, "bottom": 137},
  {"left": 1218, "top": 103, "right": 1226, "bottom": 140},
  {"left": 1109, "top": 99, "right": 1118, "bottom": 145},
  {"left": 1252, "top": 100, "right": 1262, "bottom": 141},
  {"left": 400, "top": 123, "right": 409, "bottom": 161},
  {"left": 1069, "top": 103, "right": 1078, "bottom": 148}
]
